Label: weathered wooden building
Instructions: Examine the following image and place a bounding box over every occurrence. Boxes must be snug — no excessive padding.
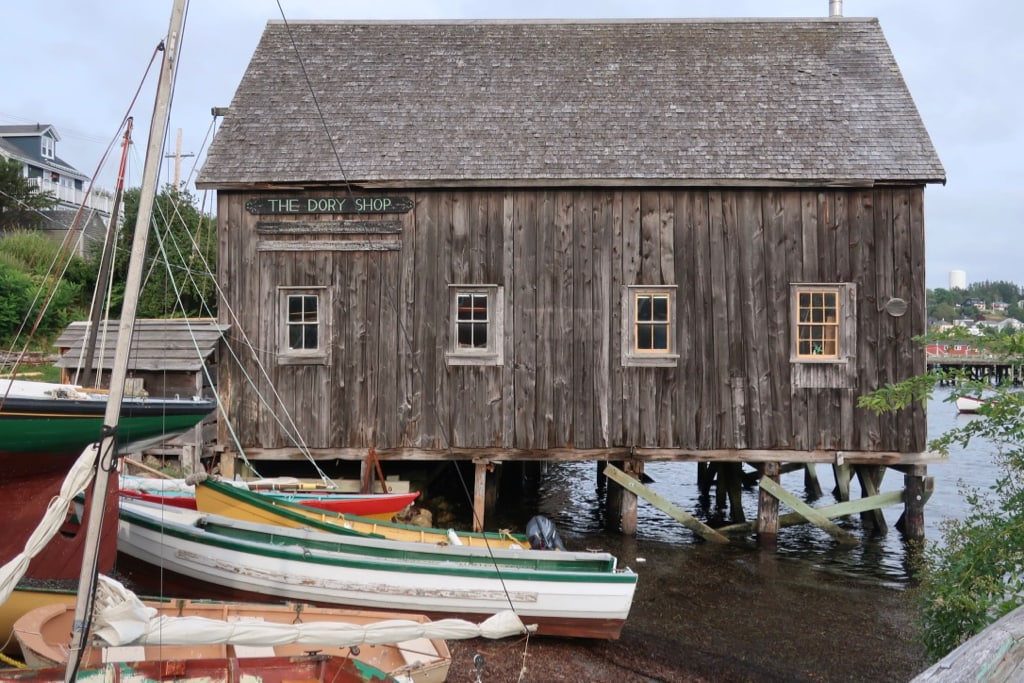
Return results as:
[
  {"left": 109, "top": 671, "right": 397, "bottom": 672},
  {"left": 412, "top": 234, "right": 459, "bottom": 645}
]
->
[
  {"left": 55, "top": 318, "right": 227, "bottom": 467},
  {"left": 196, "top": 18, "right": 945, "bottom": 537}
]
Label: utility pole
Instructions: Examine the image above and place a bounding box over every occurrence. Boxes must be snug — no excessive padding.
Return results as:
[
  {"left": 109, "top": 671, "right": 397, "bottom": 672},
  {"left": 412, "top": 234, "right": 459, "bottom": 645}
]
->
[{"left": 165, "top": 127, "right": 195, "bottom": 188}]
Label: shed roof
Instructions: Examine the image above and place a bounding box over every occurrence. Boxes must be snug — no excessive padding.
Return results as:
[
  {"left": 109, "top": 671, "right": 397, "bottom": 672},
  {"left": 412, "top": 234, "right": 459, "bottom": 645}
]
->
[
  {"left": 197, "top": 18, "right": 945, "bottom": 189},
  {"left": 54, "top": 319, "right": 229, "bottom": 373}
]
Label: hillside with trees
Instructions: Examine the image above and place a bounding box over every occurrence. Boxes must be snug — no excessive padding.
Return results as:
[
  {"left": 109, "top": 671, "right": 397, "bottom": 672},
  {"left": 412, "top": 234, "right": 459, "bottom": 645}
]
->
[{"left": 928, "top": 280, "right": 1024, "bottom": 324}]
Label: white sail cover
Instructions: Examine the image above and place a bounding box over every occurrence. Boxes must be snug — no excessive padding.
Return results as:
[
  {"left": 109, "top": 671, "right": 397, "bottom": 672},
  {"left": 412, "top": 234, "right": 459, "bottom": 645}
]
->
[{"left": 92, "top": 575, "right": 534, "bottom": 647}]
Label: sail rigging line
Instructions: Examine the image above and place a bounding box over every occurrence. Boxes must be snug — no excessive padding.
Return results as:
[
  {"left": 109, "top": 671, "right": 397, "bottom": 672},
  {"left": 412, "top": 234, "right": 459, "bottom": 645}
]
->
[
  {"left": 1, "top": 40, "right": 165, "bottom": 401},
  {"left": 276, "top": 8, "right": 527, "bottom": 629},
  {"left": 65, "top": 1, "right": 189, "bottom": 676},
  {"left": 146, "top": 185, "right": 338, "bottom": 487},
  {"left": 274, "top": 1, "right": 358, "bottom": 201},
  {"left": 74, "top": 119, "right": 135, "bottom": 388},
  {"left": 132, "top": 103, "right": 334, "bottom": 486}
]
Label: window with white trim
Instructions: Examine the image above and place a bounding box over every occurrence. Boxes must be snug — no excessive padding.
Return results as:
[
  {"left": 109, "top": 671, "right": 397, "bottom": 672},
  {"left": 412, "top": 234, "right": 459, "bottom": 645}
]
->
[
  {"left": 621, "top": 285, "right": 678, "bottom": 367},
  {"left": 41, "top": 135, "right": 54, "bottom": 160},
  {"left": 447, "top": 285, "right": 504, "bottom": 366},
  {"left": 278, "top": 286, "right": 330, "bottom": 365}
]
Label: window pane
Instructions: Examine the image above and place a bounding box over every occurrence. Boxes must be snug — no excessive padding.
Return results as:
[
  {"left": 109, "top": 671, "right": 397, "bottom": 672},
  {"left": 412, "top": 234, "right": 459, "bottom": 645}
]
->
[
  {"left": 303, "top": 323, "right": 318, "bottom": 350},
  {"left": 472, "top": 322, "right": 487, "bottom": 347},
  {"left": 288, "top": 296, "right": 303, "bottom": 321},
  {"left": 454, "top": 290, "right": 491, "bottom": 351},
  {"left": 652, "top": 296, "right": 668, "bottom": 321},
  {"left": 653, "top": 323, "right": 667, "bottom": 350},
  {"left": 795, "top": 287, "right": 841, "bottom": 359},
  {"left": 637, "top": 295, "right": 652, "bottom": 322},
  {"left": 637, "top": 324, "right": 652, "bottom": 350},
  {"left": 286, "top": 294, "right": 319, "bottom": 350},
  {"left": 472, "top": 295, "right": 488, "bottom": 321},
  {"left": 302, "top": 296, "right": 318, "bottom": 322},
  {"left": 456, "top": 294, "right": 473, "bottom": 321}
]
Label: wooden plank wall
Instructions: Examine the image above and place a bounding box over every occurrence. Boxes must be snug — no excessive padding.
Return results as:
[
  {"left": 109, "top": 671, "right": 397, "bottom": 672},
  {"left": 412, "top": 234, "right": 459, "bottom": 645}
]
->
[{"left": 217, "top": 187, "right": 927, "bottom": 456}]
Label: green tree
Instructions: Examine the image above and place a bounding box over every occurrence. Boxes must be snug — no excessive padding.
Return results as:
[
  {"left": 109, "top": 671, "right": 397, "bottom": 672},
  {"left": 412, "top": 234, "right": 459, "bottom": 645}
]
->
[
  {"left": 0, "top": 231, "right": 91, "bottom": 346},
  {"left": 0, "top": 257, "right": 36, "bottom": 346},
  {"left": 931, "top": 302, "right": 957, "bottom": 323},
  {"left": 859, "top": 333, "right": 1024, "bottom": 661},
  {"left": 0, "top": 158, "right": 58, "bottom": 231},
  {"left": 111, "top": 185, "right": 217, "bottom": 318}
]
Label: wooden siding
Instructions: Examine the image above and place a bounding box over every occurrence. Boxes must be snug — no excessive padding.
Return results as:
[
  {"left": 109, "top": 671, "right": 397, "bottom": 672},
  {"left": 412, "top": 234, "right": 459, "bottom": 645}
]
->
[{"left": 217, "top": 187, "right": 927, "bottom": 457}]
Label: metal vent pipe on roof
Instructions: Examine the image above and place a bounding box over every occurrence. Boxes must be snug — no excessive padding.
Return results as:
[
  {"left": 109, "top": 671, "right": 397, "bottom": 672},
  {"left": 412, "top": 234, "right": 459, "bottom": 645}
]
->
[{"left": 829, "top": 0, "right": 843, "bottom": 17}]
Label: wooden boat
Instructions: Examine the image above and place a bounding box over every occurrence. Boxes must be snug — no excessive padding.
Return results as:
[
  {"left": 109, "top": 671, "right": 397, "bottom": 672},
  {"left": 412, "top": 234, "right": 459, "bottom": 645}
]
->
[
  {"left": 194, "top": 476, "right": 532, "bottom": 549},
  {"left": 956, "top": 394, "right": 986, "bottom": 414},
  {"left": 14, "top": 598, "right": 450, "bottom": 683},
  {"left": 0, "top": 653, "right": 393, "bottom": 682},
  {"left": 0, "top": 379, "right": 215, "bottom": 468},
  {"left": 117, "top": 497, "right": 637, "bottom": 639},
  {"left": 0, "top": 586, "right": 75, "bottom": 656},
  {"left": 136, "top": 498, "right": 621, "bottom": 573},
  {"left": 0, "top": 379, "right": 215, "bottom": 582},
  {"left": 119, "top": 475, "right": 419, "bottom": 520}
]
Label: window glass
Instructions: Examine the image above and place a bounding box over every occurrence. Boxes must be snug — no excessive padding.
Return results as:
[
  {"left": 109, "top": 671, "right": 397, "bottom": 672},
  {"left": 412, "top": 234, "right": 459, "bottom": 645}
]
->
[
  {"left": 796, "top": 287, "right": 840, "bottom": 358},
  {"left": 622, "top": 286, "right": 677, "bottom": 367},
  {"left": 447, "top": 285, "right": 504, "bottom": 366},
  {"left": 286, "top": 294, "right": 319, "bottom": 351},
  {"left": 635, "top": 293, "right": 670, "bottom": 352},
  {"left": 456, "top": 293, "right": 489, "bottom": 348}
]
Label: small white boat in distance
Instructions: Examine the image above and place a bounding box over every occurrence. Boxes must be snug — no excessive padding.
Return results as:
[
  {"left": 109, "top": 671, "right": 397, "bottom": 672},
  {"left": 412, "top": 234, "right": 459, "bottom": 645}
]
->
[{"left": 955, "top": 395, "right": 986, "bottom": 414}]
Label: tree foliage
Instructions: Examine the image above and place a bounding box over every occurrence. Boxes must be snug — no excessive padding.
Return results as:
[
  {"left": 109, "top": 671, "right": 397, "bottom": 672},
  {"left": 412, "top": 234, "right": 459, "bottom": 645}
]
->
[
  {"left": 109, "top": 185, "right": 217, "bottom": 318},
  {"left": 859, "top": 333, "right": 1024, "bottom": 661},
  {"left": 0, "top": 158, "right": 59, "bottom": 231},
  {"left": 0, "top": 231, "right": 93, "bottom": 347},
  {"left": 929, "top": 281, "right": 1024, "bottom": 323}
]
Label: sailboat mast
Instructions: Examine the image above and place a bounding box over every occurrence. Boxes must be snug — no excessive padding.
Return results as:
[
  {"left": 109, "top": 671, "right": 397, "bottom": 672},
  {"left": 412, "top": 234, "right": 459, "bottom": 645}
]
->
[
  {"left": 64, "top": 1, "right": 188, "bottom": 678},
  {"left": 79, "top": 118, "right": 133, "bottom": 389}
]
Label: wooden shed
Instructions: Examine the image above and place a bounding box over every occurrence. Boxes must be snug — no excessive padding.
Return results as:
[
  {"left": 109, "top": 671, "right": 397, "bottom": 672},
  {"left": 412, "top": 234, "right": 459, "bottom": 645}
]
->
[
  {"left": 196, "top": 18, "right": 946, "bottom": 537},
  {"left": 55, "top": 318, "right": 227, "bottom": 399}
]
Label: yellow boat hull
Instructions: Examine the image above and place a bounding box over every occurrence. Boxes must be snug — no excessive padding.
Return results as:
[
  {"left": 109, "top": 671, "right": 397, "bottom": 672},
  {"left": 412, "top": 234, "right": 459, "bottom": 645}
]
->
[{"left": 194, "top": 478, "right": 529, "bottom": 549}]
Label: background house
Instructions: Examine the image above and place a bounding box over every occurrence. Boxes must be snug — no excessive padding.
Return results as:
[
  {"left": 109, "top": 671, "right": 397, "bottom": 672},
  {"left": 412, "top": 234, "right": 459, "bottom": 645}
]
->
[
  {"left": 0, "top": 123, "right": 111, "bottom": 255},
  {"left": 197, "top": 17, "right": 945, "bottom": 534}
]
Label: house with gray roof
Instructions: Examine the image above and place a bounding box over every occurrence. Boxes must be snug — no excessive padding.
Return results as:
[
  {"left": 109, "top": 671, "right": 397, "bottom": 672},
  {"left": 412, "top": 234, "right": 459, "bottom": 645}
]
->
[
  {"left": 197, "top": 17, "right": 945, "bottom": 537},
  {"left": 0, "top": 123, "right": 112, "bottom": 254}
]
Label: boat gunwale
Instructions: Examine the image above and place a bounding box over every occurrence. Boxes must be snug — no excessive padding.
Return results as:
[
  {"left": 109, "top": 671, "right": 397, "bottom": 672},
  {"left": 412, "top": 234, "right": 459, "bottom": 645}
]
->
[{"left": 197, "top": 478, "right": 529, "bottom": 544}]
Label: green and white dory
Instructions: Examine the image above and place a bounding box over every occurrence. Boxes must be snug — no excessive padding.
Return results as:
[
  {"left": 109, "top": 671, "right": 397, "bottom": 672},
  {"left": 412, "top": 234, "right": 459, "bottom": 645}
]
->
[{"left": 117, "top": 497, "right": 638, "bottom": 639}]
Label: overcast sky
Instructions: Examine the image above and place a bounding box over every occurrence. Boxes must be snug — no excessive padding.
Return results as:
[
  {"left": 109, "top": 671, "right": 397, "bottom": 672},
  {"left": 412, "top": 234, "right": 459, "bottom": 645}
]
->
[{"left": 2, "top": 1, "right": 1019, "bottom": 291}]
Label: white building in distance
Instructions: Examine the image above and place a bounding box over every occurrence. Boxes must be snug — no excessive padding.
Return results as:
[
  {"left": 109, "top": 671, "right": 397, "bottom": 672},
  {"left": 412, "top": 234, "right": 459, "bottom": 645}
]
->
[{"left": 949, "top": 269, "right": 967, "bottom": 290}]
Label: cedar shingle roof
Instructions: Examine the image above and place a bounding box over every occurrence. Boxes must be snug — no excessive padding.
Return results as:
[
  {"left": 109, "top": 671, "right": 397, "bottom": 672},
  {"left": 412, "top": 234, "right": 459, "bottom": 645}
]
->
[
  {"left": 197, "top": 18, "right": 945, "bottom": 189},
  {"left": 55, "top": 319, "right": 229, "bottom": 373}
]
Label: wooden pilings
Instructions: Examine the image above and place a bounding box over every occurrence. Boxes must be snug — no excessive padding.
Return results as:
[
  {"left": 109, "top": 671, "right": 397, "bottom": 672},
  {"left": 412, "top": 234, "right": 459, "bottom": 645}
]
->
[
  {"left": 605, "top": 458, "right": 931, "bottom": 546},
  {"left": 756, "top": 462, "right": 781, "bottom": 538}
]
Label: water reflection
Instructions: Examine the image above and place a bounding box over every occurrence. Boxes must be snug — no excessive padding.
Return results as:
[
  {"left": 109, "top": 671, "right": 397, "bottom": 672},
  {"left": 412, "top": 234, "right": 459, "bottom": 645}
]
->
[{"left": 498, "top": 387, "right": 1001, "bottom": 586}]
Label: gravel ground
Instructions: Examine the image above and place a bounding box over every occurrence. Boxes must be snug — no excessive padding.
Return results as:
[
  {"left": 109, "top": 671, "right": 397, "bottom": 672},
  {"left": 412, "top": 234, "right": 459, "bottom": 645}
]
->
[{"left": 444, "top": 541, "right": 929, "bottom": 682}]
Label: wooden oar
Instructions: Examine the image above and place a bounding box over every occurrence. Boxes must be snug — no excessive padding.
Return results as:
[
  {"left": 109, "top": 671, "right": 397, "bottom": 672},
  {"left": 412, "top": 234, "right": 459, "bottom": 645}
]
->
[{"left": 122, "top": 457, "right": 174, "bottom": 479}]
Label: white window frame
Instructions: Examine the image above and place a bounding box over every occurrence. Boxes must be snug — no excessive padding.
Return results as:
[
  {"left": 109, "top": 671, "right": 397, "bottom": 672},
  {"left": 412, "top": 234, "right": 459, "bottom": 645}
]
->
[
  {"left": 621, "top": 285, "right": 679, "bottom": 368},
  {"left": 278, "top": 285, "right": 330, "bottom": 365},
  {"left": 790, "top": 282, "right": 855, "bottom": 364},
  {"left": 40, "top": 135, "right": 54, "bottom": 160},
  {"left": 446, "top": 284, "right": 504, "bottom": 366}
]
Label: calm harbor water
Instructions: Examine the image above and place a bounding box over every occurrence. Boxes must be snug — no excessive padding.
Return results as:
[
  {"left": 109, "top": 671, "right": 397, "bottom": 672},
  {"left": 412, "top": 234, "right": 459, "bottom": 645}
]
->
[{"left": 496, "top": 385, "right": 1001, "bottom": 586}]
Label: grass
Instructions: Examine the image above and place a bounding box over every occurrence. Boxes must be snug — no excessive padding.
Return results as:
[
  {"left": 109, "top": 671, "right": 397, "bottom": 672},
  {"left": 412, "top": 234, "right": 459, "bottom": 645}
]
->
[{"left": 1, "top": 362, "right": 63, "bottom": 383}]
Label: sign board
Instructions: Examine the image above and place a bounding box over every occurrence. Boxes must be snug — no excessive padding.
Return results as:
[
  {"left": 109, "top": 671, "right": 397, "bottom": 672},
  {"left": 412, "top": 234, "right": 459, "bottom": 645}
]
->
[{"left": 246, "top": 196, "right": 413, "bottom": 215}]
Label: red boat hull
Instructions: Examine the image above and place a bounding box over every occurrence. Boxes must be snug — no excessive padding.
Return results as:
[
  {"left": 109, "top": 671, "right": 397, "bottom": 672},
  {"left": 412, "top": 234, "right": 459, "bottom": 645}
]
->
[{"left": 118, "top": 489, "right": 419, "bottom": 519}]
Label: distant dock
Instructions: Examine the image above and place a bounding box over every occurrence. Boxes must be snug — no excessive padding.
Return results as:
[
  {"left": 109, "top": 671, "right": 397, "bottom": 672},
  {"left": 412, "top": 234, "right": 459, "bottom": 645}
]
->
[{"left": 927, "top": 353, "right": 1023, "bottom": 385}]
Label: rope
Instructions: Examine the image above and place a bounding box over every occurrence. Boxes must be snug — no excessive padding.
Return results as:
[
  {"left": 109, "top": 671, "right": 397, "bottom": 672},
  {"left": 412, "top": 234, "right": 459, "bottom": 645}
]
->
[{"left": 0, "top": 652, "right": 26, "bottom": 668}]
